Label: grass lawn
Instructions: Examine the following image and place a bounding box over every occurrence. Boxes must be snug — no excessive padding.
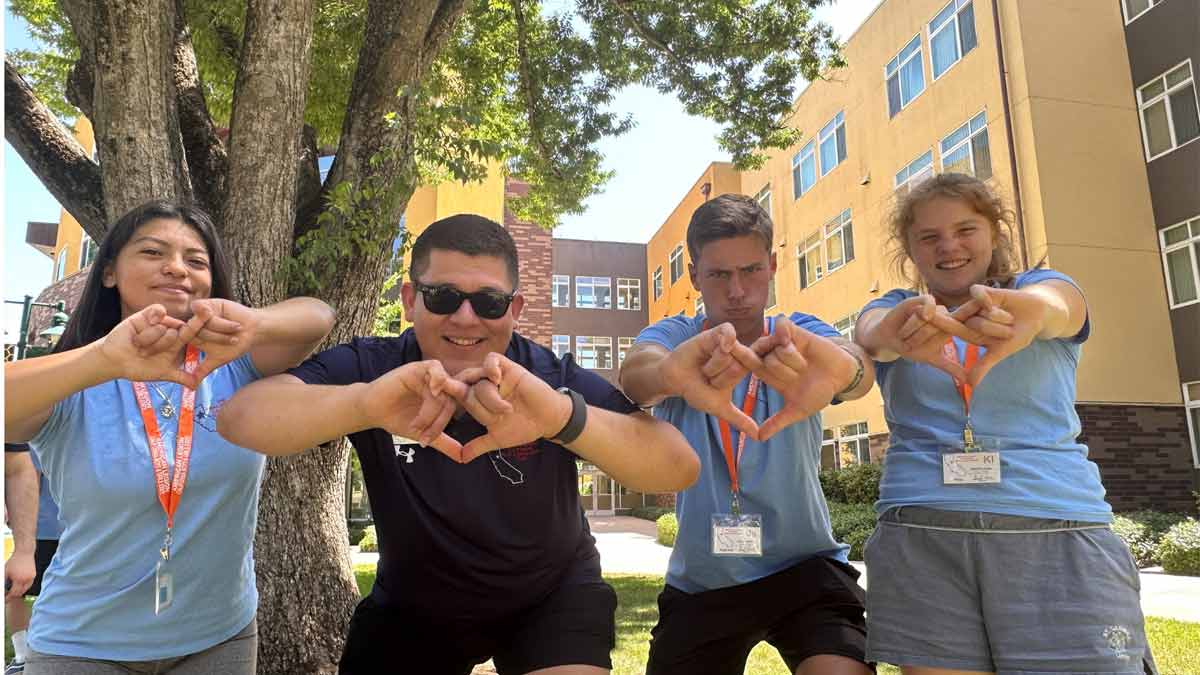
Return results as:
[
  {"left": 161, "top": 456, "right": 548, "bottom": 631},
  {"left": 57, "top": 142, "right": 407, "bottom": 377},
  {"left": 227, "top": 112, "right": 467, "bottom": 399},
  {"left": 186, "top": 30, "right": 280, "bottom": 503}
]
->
[{"left": 5, "top": 570, "right": 1196, "bottom": 675}]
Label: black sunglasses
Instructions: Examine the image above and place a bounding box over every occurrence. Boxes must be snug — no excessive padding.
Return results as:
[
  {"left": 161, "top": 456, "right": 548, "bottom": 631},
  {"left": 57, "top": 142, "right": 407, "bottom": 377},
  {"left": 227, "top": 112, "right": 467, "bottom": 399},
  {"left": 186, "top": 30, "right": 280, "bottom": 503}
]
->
[{"left": 414, "top": 282, "right": 515, "bottom": 320}]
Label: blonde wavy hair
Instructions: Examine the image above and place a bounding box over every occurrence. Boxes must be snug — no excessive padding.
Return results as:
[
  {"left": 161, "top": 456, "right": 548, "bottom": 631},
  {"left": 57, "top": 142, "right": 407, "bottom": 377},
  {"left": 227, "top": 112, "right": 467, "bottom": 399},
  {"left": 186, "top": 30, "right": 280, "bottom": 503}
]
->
[{"left": 887, "top": 172, "right": 1021, "bottom": 291}]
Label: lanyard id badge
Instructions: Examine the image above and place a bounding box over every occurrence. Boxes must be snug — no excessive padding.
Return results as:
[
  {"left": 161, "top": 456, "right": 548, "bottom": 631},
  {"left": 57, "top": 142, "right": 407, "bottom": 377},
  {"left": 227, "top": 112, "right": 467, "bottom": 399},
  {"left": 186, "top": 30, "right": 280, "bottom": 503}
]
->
[
  {"left": 939, "top": 339, "right": 1001, "bottom": 485},
  {"left": 708, "top": 319, "right": 767, "bottom": 557},
  {"left": 132, "top": 346, "right": 200, "bottom": 615}
]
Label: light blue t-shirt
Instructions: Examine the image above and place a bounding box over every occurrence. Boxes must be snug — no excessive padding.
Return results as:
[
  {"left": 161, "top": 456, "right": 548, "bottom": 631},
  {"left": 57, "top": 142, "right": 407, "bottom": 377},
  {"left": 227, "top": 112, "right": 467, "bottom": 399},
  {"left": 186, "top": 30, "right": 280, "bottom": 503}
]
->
[
  {"left": 862, "top": 269, "right": 1112, "bottom": 523},
  {"left": 28, "top": 354, "right": 265, "bottom": 661},
  {"left": 27, "top": 452, "right": 64, "bottom": 540},
  {"left": 637, "top": 313, "right": 849, "bottom": 594}
]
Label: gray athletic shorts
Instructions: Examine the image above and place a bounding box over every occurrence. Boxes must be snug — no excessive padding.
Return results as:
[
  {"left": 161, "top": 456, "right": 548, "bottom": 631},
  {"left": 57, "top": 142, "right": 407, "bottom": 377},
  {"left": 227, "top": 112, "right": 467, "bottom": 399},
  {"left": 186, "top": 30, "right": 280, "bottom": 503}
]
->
[
  {"left": 24, "top": 617, "right": 256, "bottom": 675},
  {"left": 864, "top": 507, "right": 1157, "bottom": 675}
]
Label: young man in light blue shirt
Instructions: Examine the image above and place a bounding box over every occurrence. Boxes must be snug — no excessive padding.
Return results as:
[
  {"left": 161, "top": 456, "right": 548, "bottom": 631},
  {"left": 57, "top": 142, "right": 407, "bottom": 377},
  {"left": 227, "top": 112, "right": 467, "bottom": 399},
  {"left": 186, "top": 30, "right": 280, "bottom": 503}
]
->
[{"left": 621, "top": 194, "right": 876, "bottom": 675}]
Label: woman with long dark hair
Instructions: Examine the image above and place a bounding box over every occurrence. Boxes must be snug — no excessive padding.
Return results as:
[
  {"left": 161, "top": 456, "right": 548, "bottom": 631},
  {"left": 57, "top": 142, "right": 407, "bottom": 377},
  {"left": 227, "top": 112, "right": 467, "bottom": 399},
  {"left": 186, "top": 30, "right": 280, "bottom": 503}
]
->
[
  {"left": 853, "top": 173, "right": 1155, "bottom": 675},
  {"left": 5, "top": 200, "right": 335, "bottom": 674}
]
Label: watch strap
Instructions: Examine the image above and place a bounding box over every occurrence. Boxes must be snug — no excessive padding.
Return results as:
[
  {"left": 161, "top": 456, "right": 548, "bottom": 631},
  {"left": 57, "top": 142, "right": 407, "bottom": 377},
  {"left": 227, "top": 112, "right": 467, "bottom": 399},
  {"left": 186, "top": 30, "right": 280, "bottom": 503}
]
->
[{"left": 551, "top": 387, "right": 587, "bottom": 445}]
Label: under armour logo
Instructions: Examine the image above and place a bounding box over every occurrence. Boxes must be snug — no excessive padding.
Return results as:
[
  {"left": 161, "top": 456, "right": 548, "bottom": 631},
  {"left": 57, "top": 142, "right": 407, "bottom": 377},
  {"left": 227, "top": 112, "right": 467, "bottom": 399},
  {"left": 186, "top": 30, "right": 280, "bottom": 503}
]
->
[{"left": 395, "top": 448, "right": 416, "bottom": 463}]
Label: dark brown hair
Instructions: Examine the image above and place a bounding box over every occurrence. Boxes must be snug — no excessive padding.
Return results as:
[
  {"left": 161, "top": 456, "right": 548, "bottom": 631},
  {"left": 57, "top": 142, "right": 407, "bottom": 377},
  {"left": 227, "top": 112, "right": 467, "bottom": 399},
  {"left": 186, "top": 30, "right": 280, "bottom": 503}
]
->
[
  {"left": 686, "top": 193, "right": 773, "bottom": 261},
  {"left": 409, "top": 214, "right": 519, "bottom": 289}
]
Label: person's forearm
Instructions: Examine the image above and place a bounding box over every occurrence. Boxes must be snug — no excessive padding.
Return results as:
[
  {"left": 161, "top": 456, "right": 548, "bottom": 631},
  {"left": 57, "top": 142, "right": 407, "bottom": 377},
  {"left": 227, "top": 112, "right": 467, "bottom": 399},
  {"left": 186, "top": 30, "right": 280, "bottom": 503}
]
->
[
  {"left": 830, "top": 339, "right": 876, "bottom": 401},
  {"left": 218, "top": 377, "right": 372, "bottom": 455},
  {"left": 4, "top": 455, "right": 39, "bottom": 555},
  {"left": 5, "top": 343, "right": 119, "bottom": 442},
  {"left": 853, "top": 309, "right": 898, "bottom": 362},
  {"left": 565, "top": 410, "right": 699, "bottom": 493},
  {"left": 1024, "top": 281, "right": 1085, "bottom": 340},
  {"left": 618, "top": 346, "right": 677, "bottom": 407},
  {"left": 250, "top": 298, "right": 337, "bottom": 375}
]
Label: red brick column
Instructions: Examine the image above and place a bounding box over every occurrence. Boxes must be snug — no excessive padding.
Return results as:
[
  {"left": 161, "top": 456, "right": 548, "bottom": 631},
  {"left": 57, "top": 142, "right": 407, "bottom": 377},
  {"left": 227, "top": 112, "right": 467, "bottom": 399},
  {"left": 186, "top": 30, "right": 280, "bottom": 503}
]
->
[{"left": 503, "top": 178, "right": 552, "bottom": 348}]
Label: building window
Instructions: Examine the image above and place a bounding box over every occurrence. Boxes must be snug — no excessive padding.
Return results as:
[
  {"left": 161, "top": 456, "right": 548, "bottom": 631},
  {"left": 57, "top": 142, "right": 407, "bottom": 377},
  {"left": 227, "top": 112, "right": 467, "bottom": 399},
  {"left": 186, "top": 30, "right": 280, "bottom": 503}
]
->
[
  {"left": 929, "top": 0, "right": 977, "bottom": 80},
  {"left": 791, "top": 140, "right": 817, "bottom": 199},
  {"left": 1138, "top": 60, "right": 1200, "bottom": 161},
  {"left": 1185, "top": 381, "right": 1200, "bottom": 468},
  {"left": 766, "top": 277, "right": 777, "bottom": 310},
  {"left": 1161, "top": 215, "right": 1200, "bottom": 308},
  {"left": 798, "top": 231, "right": 822, "bottom": 290},
  {"left": 617, "top": 278, "right": 642, "bottom": 310},
  {"left": 886, "top": 35, "right": 925, "bottom": 118},
  {"left": 824, "top": 209, "right": 855, "bottom": 273},
  {"left": 575, "top": 276, "right": 612, "bottom": 309},
  {"left": 55, "top": 246, "right": 69, "bottom": 281},
  {"left": 941, "top": 111, "right": 992, "bottom": 179},
  {"left": 575, "top": 336, "right": 613, "bottom": 370},
  {"left": 819, "top": 111, "right": 847, "bottom": 176},
  {"left": 820, "top": 428, "right": 837, "bottom": 470},
  {"left": 653, "top": 267, "right": 663, "bottom": 300},
  {"left": 618, "top": 337, "right": 635, "bottom": 367},
  {"left": 755, "top": 184, "right": 772, "bottom": 219},
  {"left": 895, "top": 150, "right": 935, "bottom": 196},
  {"left": 552, "top": 334, "right": 570, "bottom": 359},
  {"left": 1122, "top": 0, "right": 1163, "bottom": 24},
  {"left": 838, "top": 422, "right": 871, "bottom": 466},
  {"left": 552, "top": 275, "right": 570, "bottom": 308},
  {"left": 80, "top": 233, "right": 98, "bottom": 269},
  {"left": 833, "top": 312, "right": 860, "bottom": 341},
  {"left": 669, "top": 245, "right": 685, "bottom": 284},
  {"left": 695, "top": 296, "right": 705, "bottom": 316}
]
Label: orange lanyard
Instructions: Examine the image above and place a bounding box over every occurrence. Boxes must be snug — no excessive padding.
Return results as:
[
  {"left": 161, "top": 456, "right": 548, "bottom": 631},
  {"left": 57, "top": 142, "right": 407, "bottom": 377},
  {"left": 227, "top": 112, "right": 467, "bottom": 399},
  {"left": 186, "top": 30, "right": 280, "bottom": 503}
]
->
[
  {"left": 703, "top": 318, "right": 767, "bottom": 499},
  {"left": 131, "top": 346, "right": 199, "bottom": 540},
  {"left": 942, "top": 338, "right": 980, "bottom": 416}
]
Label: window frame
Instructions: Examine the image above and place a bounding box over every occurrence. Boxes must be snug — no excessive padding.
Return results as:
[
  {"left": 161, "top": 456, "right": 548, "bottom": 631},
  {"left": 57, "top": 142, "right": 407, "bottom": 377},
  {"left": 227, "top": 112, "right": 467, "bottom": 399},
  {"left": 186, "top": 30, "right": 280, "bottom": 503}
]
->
[
  {"left": 766, "top": 277, "right": 777, "bottom": 311},
  {"left": 824, "top": 208, "right": 855, "bottom": 274},
  {"left": 928, "top": 0, "right": 977, "bottom": 81},
  {"left": 885, "top": 34, "right": 926, "bottom": 118},
  {"left": 1184, "top": 381, "right": 1200, "bottom": 468},
  {"left": 617, "top": 337, "right": 635, "bottom": 367},
  {"left": 798, "top": 231, "right": 823, "bottom": 290},
  {"left": 895, "top": 149, "right": 935, "bottom": 195},
  {"left": 940, "top": 110, "right": 991, "bottom": 179},
  {"left": 1121, "top": 0, "right": 1161, "bottom": 25},
  {"left": 1160, "top": 215, "right": 1200, "bottom": 309},
  {"left": 755, "top": 184, "right": 772, "bottom": 220},
  {"left": 669, "top": 245, "right": 685, "bottom": 284},
  {"left": 694, "top": 295, "right": 705, "bottom": 316},
  {"left": 1138, "top": 59, "right": 1200, "bottom": 162},
  {"left": 792, "top": 140, "right": 817, "bottom": 199},
  {"left": 818, "top": 111, "right": 847, "bottom": 177},
  {"left": 575, "top": 276, "right": 613, "bottom": 309},
  {"left": 616, "top": 277, "right": 642, "bottom": 311},
  {"left": 55, "top": 245, "right": 69, "bottom": 281},
  {"left": 552, "top": 334, "right": 570, "bottom": 359},
  {"left": 575, "top": 335, "right": 613, "bottom": 370},
  {"left": 653, "top": 267, "right": 663, "bottom": 300},
  {"left": 833, "top": 311, "right": 860, "bottom": 341},
  {"left": 552, "top": 274, "right": 571, "bottom": 308},
  {"left": 838, "top": 421, "right": 871, "bottom": 467}
]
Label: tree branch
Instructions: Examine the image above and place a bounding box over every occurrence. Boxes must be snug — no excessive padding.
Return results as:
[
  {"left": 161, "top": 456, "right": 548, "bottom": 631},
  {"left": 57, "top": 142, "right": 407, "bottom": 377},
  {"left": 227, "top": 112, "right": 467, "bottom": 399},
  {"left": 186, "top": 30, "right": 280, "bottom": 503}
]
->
[
  {"left": 420, "top": 0, "right": 470, "bottom": 73},
  {"left": 4, "top": 58, "right": 106, "bottom": 239},
  {"left": 65, "top": 52, "right": 94, "bottom": 120},
  {"left": 608, "top": 0, "right": 691, "bottom": 72},
  {"left": 173, "top": 0, "right": 228, "bottom": 219}
]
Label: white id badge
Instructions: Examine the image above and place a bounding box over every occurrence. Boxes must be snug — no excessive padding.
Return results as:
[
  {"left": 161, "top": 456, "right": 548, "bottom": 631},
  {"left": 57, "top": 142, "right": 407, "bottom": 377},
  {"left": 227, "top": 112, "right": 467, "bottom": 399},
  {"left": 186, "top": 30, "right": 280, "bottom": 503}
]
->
[
  {"left": 711, "top": 513, "right": 763, "bottom": 557},
  {"left": 941, "top": 450, "right": 1001, "bottom": 484},
  {"left": 154, "top": 559, "right": 174, "bottom": 615}
]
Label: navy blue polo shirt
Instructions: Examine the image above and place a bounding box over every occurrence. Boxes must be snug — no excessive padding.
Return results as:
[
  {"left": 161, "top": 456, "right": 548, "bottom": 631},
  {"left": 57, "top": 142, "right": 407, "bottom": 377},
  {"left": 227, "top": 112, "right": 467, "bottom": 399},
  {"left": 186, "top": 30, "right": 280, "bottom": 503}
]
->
[{"left": 289, "top": 330, "right": 638, "bottom": 623}]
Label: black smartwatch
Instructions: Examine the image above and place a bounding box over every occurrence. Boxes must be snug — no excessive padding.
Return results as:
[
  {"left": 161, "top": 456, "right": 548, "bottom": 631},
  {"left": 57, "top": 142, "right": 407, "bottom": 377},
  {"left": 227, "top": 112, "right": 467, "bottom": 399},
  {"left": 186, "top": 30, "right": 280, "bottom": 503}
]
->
[{"left": 550, "top": 386, "right": 587, "bottom": 444}]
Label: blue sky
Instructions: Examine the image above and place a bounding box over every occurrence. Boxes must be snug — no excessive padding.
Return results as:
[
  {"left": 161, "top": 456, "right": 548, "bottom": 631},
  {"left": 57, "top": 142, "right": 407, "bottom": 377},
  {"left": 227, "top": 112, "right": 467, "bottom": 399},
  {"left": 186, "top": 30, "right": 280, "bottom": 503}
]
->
[{"left": 3, "top": 1, "right": 878, "bottom": 338}]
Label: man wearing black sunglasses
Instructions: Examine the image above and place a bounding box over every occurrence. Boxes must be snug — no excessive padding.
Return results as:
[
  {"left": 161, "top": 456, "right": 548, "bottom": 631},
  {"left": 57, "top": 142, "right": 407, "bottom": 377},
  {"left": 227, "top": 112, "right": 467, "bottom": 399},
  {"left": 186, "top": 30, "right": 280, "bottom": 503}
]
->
[{"left": 220, "top": 213, "right": 699, "bottom": 675}]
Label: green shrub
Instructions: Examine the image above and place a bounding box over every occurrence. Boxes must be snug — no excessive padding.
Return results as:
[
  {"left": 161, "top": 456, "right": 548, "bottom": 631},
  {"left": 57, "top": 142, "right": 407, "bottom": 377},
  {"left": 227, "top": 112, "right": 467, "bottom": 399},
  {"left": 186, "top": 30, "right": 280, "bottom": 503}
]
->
[
  {"left": 348, "top": 523, "right": 368, "bottom": 547},
  {"left": 1157, "top": 519, "right": 1200, "bottom": 576},
  {"left": 631, "top": 506, "right": 673, "bottom": 522},
  {"left": 827, "top": 502, "right": 877, "bottom": 561},
  {"left": 358, "top": 525, "right": 378, "bottom": 553},
  {"left": 1113, "top": 510, "right": 1190, "bottom": 568},
  {"left": 819, "top": 463, "right": 882, "bottom": 505},
  {"left": 656, "top": 513, "right": 678, "bottom": 547}
]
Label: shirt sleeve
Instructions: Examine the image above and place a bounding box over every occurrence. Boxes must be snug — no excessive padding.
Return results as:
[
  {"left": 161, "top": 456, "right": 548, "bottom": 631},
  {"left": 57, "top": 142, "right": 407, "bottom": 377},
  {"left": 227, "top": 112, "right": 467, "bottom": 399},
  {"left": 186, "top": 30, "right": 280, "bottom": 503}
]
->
[
  {"left": 562, "top": 356, "right": 640, "bottom": 415},
  {"left": 635, "top": 315, "right": 698, "bottom": 351},
  {"left": 287, "top": 340, "right": 368, "bottom": 386},
  {"left": 786, "top": 312, "right": 841, "bottom": 340},
  {"left": 861, "top": 288, "right": 914, "bottom": 316},
  {"left": 1014, "top": 269, "right": 1090, "bottom": 344}
]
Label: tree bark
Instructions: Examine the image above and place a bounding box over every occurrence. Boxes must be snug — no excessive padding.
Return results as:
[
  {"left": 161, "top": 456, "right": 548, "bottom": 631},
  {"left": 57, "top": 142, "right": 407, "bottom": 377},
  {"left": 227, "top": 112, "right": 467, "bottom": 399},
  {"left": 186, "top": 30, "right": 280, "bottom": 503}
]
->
[
  {"left": 4, "top": 59, "right": 106, "bottom": 239},
  {"left": 88, "top": 0, "right": 192, "bottom": 218},
  {"left": 173, "top": 0, "right": 229, "bottom": 221}
]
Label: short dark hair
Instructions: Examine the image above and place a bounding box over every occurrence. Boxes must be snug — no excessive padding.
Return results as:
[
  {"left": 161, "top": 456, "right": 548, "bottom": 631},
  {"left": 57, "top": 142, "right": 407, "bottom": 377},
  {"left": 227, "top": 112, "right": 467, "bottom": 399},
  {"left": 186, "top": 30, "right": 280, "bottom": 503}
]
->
[
  {"left": 686, "top": 193, "right": 773, "bottom": 261},
  {"left": 54, "top": 200, "right": 232, "bottom": 353},
  {"left": 409, "top": 214, "right": 520, "bottom": 289}
]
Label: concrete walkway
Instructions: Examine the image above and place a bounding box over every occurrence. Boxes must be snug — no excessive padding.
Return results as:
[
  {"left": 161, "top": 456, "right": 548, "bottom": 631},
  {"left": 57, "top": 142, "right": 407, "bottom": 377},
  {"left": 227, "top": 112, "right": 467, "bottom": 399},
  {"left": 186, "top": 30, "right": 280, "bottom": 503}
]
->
[{"left": 350, "top": 515, "right": 1200, "bottom": 623}]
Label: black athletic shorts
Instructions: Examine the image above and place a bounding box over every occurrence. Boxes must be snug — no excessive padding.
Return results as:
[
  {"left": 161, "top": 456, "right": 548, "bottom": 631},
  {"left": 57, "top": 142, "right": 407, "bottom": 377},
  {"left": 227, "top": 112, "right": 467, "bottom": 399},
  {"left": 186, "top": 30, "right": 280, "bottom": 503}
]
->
[
  {"left": 646, "top": 555, "right": 872, "bottom": 675},
  {"left": 26, "top": 539, "right": 58, "bottom": 597},
  {"left": 339, "top": 579, "right": 617, "bottom": 675}
]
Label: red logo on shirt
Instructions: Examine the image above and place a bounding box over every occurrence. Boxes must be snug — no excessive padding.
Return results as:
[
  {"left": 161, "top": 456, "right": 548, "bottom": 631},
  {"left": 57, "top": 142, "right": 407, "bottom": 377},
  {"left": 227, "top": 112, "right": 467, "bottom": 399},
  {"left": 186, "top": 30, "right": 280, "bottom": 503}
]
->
[{"left": 501, "top": 443, "right": 542, "bottom": 461}]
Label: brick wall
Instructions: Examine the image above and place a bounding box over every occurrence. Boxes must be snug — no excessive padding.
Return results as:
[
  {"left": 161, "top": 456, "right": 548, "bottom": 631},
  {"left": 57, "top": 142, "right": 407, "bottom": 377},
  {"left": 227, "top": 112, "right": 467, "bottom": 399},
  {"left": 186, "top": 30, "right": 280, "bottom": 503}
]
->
[
  {"left": 1077, "top": 404, "right": 1196, "bottom": 513},
  {"left": 26, "top": 269, "right": 90, "bottom": 347},
  {"left": 864, "top": 404, "right": 1198, "bottom": 514},
  {"left": 504, "top": 179, "right": 552, "bottom": 348}
]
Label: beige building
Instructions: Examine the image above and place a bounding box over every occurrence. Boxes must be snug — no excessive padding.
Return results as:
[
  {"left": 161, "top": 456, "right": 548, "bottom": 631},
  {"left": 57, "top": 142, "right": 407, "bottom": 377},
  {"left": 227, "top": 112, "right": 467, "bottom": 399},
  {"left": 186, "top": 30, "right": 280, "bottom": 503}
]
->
[{"left": 647, "top": 0, "right": 1194, "bottom": 509}]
